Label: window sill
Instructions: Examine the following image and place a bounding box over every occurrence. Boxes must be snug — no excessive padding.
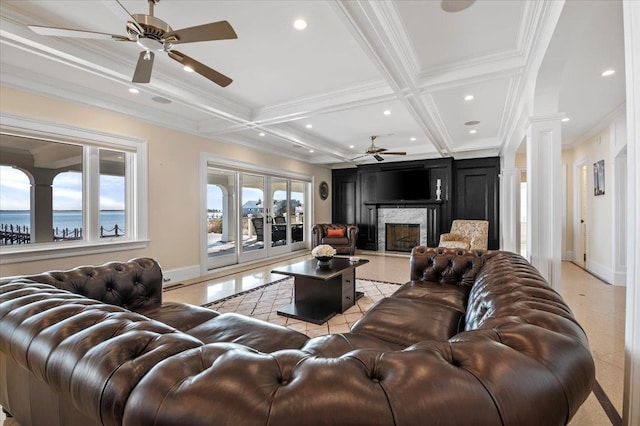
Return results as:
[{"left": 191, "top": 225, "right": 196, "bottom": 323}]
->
[{"left": 0, "top": 239, "right": 150, "bottom": 265}]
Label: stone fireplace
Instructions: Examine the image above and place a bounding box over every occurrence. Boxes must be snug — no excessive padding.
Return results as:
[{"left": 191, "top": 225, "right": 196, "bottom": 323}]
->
[{"left": 377, "top": 208, "right": 430, "bottom": 252}]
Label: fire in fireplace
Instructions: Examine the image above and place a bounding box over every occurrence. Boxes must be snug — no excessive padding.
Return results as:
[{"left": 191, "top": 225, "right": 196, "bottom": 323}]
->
[{"left": 385, "top": 223, "right": 420, "bottom": 252}]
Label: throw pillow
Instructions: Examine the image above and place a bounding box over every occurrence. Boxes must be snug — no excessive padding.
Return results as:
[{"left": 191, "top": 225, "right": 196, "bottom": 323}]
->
[{"left": 326, "top": 228, "right": 345, "bottom": 237}]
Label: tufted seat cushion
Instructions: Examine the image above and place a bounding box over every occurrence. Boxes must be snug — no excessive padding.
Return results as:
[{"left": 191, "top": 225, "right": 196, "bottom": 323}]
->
[
  {"left": 301, "top": 331, "right": 405, "bottom": 357},
  {"left": 392, "top": 280, "right": 469, "bottom": 312},
  {"left": 184, "top": 313, "right": 309, "bottom": 353},
  {"left": 350, "top": 297, "right": 465, "bottom": 346},
  {"left": 137, "top": 302, "right": 222, "bottom": 332}
]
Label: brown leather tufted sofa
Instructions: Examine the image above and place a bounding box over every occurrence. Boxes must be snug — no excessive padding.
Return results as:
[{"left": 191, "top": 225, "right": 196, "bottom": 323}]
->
[{"left": 0, "top": 249, "right": 594, "bottom": 425}]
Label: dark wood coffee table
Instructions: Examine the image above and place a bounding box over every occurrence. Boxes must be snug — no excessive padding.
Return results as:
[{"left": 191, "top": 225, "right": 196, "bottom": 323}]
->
[{"left": 272, "top": 257, "right": 369, "bottom": 324}]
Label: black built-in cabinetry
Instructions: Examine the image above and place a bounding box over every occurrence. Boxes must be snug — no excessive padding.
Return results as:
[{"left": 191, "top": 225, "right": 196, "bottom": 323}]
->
[
  {"left": 331, "top": 168, "right": 357, "bottom": 225},
  {"left": 331, "top": 156, "right": 500, "bottom": 250},
  {"left": 452, "top": 157, "right": 500, "bottom": 250}
]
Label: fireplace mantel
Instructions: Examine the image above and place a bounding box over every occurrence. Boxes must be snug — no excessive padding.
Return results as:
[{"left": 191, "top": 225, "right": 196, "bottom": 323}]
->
[{"left": 364, "top": 200, "right": 444, "bottom": 207}]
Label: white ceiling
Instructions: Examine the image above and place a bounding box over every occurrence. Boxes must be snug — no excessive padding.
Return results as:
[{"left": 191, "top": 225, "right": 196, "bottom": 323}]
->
[{"left": 0, "top": 0, "right": 626, "bottom": 165}]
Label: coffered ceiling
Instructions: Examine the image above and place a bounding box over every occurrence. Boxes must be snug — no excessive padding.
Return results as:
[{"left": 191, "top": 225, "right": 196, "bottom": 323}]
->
[{"left": 0, "top": 0, "right": 626, "bottom": 165}]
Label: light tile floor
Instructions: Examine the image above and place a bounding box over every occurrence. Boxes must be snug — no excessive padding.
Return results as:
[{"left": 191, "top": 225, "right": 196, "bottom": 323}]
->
[{"left": 1, "top": 252, "right": 625, "bottom": 425}]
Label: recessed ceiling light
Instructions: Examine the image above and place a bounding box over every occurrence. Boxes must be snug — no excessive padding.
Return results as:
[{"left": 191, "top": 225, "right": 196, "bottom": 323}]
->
[
  {"left": 128, "top": 88, "right": 139, "bottom": 94},
  {"left": 183, "top": 66, "right": 194, "bottom": 73},
  {"left": 294, "top": 18, "right": 307, "bottom": 30},
  {"left": 151, "top": 96, "right": 171, "bottom": 104},
  {"left": 305, "top": 124, "right": 312, "bottom": 129},
  {"left": 441, "top": 0, "right": 476, "bottom": 13},
  {"left": 464, "top": 95, "right": 474, "bottom": 101},
  {"left": 309, "top": 149, "right": 314, "bottom": 153},
  {"left": 465, "top": 120, "right": 480, "bottom": 126},
  {"left": 349, "top": 145, "right": 355, "bottom": 149},
  {"left": 562, "top": 117, "right": 571, "bottom": 122},
  {"left": 601, "top": 69, "right": 616, "bottom": 77},
  {"left": 383, "top": 110, "right": 391, "bottom": 115},
  {"left": 469, "top": 129, "right": 477, "bottom": 134},
  {"left": 410, "top": 137, "right": 416, "bottom": 141},
  {"left": 259, "top": 132, "right": 265, "bottom": 137}
]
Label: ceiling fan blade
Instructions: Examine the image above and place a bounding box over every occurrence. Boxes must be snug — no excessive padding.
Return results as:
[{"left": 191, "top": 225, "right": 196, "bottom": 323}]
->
[
  {"left": 132, "top": 51, "right": 155, "bottom": 83},
  {"left": 374, "top": 154, "right": 385, "bottom": 162},
  {"left": 28, "top": 25, "right": 126, "bottom": 40},
  {"left": 164, "top": 21, "right": 238, "bottom": 44},
  {"left": 384, "top": 152, "right": 407, "bottom": 155},
  {"left": 113, "top": 0, "right": 144, "bottom": 35},
  {"left": 168, "top": 50, "right": 233, "bottom": 87}
]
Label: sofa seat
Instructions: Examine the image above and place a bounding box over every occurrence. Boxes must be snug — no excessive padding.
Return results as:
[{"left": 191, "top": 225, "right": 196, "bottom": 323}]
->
[
  {"left": 351, "top": 297, "right": 465, "bottom": 346},
  {"left": 391, "top": 280, "right": 469, "bottom": 312},
  {"left": 300, "top": 331, "right": 405, "bottom": 357},
  {"left": 184, "top": 312, "right": 309, "bottom": 353},
  {"left": 136, "top": 301, "right": 221, "bottom": 332},
  {"left": 320, "top": 236, "right": 349, "bottom": 246}
]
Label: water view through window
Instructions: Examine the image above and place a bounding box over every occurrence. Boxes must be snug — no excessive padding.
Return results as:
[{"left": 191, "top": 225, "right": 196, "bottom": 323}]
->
[{"left": 0, "top": 137, "right": 126, "bottom": 245}]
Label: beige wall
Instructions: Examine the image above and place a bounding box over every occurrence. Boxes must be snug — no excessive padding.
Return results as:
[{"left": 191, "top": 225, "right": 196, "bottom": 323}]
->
[
  {"left": 0, "top": 86, "right": 332, "bottom": 277},
  {"left": 572, "top": 127, "right": 613, "bottom": 277},
  {"left": 515, "top": 143, "right": 602, "bottom": 263}
]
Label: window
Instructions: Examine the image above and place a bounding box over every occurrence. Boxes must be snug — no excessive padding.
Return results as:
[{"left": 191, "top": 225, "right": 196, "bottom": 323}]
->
[{"left": 0, "top": 113, "right": 148, "bottom": 263}]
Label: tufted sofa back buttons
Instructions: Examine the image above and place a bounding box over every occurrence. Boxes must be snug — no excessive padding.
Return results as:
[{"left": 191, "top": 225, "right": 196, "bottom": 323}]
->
[
  {"left": 410, "top": 246, "right": 492, "bottom": 287},
  {"left": 21, "top": 258, "right": 163, "bottom": 312}
]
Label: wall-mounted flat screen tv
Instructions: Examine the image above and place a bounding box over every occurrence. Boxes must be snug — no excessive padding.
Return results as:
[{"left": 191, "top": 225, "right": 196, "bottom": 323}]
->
[{"left": 377, "top": 169, "right": 430, "bottom": 200}]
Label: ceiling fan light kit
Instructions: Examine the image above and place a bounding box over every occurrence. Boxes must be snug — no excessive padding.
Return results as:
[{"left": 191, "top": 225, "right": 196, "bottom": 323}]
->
[
  {"left": 352, "top": 135, "right": 407, "bottom": 163},
  {"left": 28, "top": 0, "right": 237, "bottom": 87}
]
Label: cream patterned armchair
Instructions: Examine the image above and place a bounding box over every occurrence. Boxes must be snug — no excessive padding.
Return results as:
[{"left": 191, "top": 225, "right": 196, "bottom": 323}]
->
[{"left": 439, "top": 219, "right": 489, "bottom": 251}]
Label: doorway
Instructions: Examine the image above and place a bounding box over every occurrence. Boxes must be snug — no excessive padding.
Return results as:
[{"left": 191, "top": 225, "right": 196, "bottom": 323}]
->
[
  {"left": 202, "top": 160, "right": 310, "bottom": 272},
  {"left": 574, "top": 160, "right": 588, "bottom": 269}
]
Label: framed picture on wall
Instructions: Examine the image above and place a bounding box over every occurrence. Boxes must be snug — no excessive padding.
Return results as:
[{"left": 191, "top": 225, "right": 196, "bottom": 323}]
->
[{"left": 593, "top": 160, "right": 605, "bottom": 196}]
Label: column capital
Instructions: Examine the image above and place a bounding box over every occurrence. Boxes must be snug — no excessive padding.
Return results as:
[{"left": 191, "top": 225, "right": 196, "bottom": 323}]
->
[{"left": 526, "top": 112, "right": 567, "bottom": 127}]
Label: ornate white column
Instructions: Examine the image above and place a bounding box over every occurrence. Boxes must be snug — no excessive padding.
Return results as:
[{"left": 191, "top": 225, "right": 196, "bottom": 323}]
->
[
  {"left": 500, "top": 150, "right": 520, "bottom": 253},
  {"left": 525, "top": 113, "right": 563, "bottom": 289}
]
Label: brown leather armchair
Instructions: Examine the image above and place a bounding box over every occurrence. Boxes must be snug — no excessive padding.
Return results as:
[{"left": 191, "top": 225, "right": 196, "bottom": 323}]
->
[{"left": 311, "top": 223, "right": 358, "bottom": 255}]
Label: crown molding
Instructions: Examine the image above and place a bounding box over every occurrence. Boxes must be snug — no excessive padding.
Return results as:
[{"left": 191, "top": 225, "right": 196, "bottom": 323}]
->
[{"left": 564, "top": 102, "right": 626, "bottom": 149}]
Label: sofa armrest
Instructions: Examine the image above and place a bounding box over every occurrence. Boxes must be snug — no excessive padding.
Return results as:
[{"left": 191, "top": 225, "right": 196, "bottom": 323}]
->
[
  {"left": 311, "top": 224, "right": 324, "bottom": 248},
  {"left": 346, "top": 225, "right": 359, "bottom": 253},
  {"left": 439, "top": 232, "right": 465, "bottom": 243}
]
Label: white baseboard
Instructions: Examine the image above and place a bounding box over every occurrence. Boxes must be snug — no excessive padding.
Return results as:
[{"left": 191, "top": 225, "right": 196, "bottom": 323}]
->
[
  {"left": 613, "top": 270, "right": 627, "bottom": 286},
  {"left": 162, "top": 264, "right": 201, "bottom": 287},
  {"left": 585, "top": 258, "right": 614, "bottom": 284}
]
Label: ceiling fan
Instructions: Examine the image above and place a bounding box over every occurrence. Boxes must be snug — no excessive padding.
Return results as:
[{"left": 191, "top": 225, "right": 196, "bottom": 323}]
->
[
  {"left": 28, "top": 0, "right": 237, "bottom": 87},
  {"left": 352, "top": 136, "right": 407, "bottom": 162}
]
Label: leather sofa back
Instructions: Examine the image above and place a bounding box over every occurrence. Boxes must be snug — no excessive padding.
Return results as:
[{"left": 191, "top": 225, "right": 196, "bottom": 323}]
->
[
  {"left": 410, "top": 246, "right": 492, "bottom": 287},
  {"left": 20, "top": 257, "right": 163, "bottom": 311}
]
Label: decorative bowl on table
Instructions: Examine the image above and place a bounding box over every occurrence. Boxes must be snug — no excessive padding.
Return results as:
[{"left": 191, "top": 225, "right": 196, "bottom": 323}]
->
[{"left": 312, "top": 244, "right": 336, "bottom": 268}]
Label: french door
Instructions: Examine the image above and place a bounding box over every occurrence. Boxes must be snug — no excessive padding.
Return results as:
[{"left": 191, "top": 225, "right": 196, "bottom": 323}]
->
[{"left": 203, "top": 162, "right": 309, "bottom": 271}]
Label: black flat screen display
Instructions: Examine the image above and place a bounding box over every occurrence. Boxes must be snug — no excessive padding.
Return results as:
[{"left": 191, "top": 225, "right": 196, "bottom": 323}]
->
[{"left": 377, "top": 169, "right": 430, "bottom": 200}]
